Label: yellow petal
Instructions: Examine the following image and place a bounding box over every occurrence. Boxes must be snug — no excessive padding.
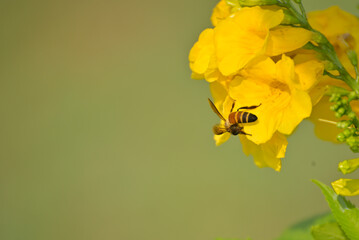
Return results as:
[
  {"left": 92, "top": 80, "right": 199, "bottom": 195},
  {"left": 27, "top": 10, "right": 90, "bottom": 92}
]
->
[
  {"left": 275, "top": 55, "right": 295, "bottom": 86},
  {"left": 211, "top": 0, "right": 232, "bottom": 27},
  {"left": 189, "top": 28, "right": 215, "bottom": 75},
  {"left": 266, "top": 26, "right": 313, "bottom": 56},
  {"left": 278, "top": 89, "right": 312, "bottom": 135},
  {"left": 210, "top": 81, "right": 228, "bottom": 107},
  {"left": 295, "top": 60, "right": 324, "bottom": 91},
  {"left": 240, "top": 132, "right": 287, "bottom": 171},
  {"left": 237, "top": 7, "right": 283, "bottom": 31},
  {"left": 332, "top": 178, "right": 359, "bottom": 196},
  {"left": 214, "top": 132, "right": 231, "bottom": 146},
  {"left": 215, "top": 7, "right": 283, "bottom": 75}
]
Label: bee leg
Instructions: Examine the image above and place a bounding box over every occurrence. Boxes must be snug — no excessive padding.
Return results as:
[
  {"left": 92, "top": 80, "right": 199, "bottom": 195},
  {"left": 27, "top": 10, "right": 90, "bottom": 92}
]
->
[
  {"left": 239, "top": 130, "right": 252, "bottom": 136},
  {"left": 230, "top": 100, "right": 236, "bottom": 112},
  {"left": 237, "top": 103, "right": 262, "bottom": 111}
]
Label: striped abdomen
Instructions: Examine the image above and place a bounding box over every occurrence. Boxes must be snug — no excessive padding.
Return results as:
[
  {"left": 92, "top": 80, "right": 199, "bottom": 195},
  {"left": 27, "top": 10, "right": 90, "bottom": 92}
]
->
[{"left": 228, "top": 111, "right": 257, "bottom": 124}]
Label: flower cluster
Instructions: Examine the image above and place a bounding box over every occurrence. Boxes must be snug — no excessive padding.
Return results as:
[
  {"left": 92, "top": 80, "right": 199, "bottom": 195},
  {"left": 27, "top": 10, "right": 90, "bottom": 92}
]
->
[
  {"left": 189, "top": 1, "right": 324, "bottom": 171},
  {"left": 189, "top": 1, "right": 359, "bottom": 198}
]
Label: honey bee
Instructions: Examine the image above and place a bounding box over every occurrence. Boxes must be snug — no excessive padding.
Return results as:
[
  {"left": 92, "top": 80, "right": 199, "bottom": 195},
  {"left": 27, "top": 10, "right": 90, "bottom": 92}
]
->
[{"left": 208, "top": 98, "right": 260, "bottom": 136}]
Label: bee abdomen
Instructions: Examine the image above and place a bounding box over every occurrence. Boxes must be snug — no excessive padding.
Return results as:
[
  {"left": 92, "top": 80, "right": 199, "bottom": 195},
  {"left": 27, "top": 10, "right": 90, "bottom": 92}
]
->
[{"left": 230, "top": 111, "right": 257, "bottom": 123}]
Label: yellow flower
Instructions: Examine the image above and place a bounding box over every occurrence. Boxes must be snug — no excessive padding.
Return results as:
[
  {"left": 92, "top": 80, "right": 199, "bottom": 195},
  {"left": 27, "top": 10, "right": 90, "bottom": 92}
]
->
[
  {"left": 332, "top": 178, "right": 359, "bottom": 196},
  {"left": 209, "top": 80, "right": 288, "bottom": 171},
  {"left": 215, "top": 6, "right": 312, "bottom": 76},
  {"left": 211, "top": 0, "right": 233, "bottom": 27},
  {"left": 189, "top": 6, "right": 313, "bottom": 82},
  {"left": 229, "top": 55, "right": 320, "bottom": 144},
  {"left": 308, "top": 6, "right": 359, "bottom": 75}
]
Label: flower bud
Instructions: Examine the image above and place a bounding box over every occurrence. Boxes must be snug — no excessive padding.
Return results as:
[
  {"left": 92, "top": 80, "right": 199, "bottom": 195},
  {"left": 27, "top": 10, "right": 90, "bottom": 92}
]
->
[
  {"left": 338, "top": 158, "right": 359, "bottom": 174},
  {"left": 348, "top": 111, "right": 356, "bottom": 119},
  {"left": 238, "top": 0, "right": 278, "bottom": 7},
  {"left": 343, "top": 129, "right": 352, "bottom": 137},
  {"left": 337, "top": 120, "right": 351, "bottom": 129},
  {"left": 348, "top": 91, "right": 358, "bottom": 101},
  {"left": 337, "top": 133, "right": 346, "bottom": 142},
  {"left": 341, "top": 98, "right": 349, "bottom": 105},
  {"left": 329, "top": 94, "right": 341, "bottom": 102},
  {"left": 337, "top": 107, "right": 346, "bottom": 115},
  {"left": 347, "top": 49, "right": 358, "bottom": 68},
  {"left": 281, "top": 9, "right": 300, "bottom": 25},
  {"left": 346, "top": 136, "right": 359, "bottom": 147}
]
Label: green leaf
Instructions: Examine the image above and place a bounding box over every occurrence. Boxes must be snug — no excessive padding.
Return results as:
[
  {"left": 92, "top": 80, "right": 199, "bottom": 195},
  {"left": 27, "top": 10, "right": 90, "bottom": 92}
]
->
[
  {"left": 311, "top": 222, "right": 349, "bottom": 240},
  {"left": 312, "top": 180, "right": 359, "bottom": 240},
  {"left": 276, "top": 212, "right": 335, "bottom": 240}
]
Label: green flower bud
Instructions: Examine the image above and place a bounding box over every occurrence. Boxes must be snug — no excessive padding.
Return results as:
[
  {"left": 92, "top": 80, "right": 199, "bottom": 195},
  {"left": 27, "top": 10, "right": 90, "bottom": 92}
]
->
[
  {"left": 330, "top": 103, "right": 340, "bottom": 111},
  {"left": 312, "top": 32, "right": 327, "bottom": 44},
  {"left": 337, "top": 107, "right": 346, "bottom": 115},
  {"left": 346, "top": 136, "right": 358, "bottom": 146},
  {"left": 338, "top": 158, "right": 359, "bottom": 174},
  {"left": 337, "top": 120, "right": 351, "bottom": 129},
  {"left": 337, "top": 133, "right": 346, "bottom": 142},
  {"left": 347, "top": 49, "right": 358, "bottom": 68},
  {"left": 324, "top": 61, "right": 337, "bottom": 71},
  {"left": 343, "top": 129, "right": 353, "bottom": 137},
  {"left": 335, "top": 112, "right": 342, "bottom": 118},
  {"left": 329, "top": 94, "right": 341, "bottom": 102},
  {"left": 348, "top": 91, "right": 358, "bottom": 101},
  {"left": 341, "top": 98, "right": 349, "bottom": 105},
  {"left": 348, "top": 111, "right": 356, "bottom": 119},
  {"left": 281, "top": 9, "right": 300, "bottom": 25},
  {"left": 238, "top": 0, "right": 278, "bottom": 6}
]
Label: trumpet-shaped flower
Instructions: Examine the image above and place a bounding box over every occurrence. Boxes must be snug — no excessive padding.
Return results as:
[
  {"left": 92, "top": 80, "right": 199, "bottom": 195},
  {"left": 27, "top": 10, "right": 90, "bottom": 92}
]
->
[
  {"left": 215, "top": 6, "right": 312, "bottom": 76},
  {"left": 209, "top": 78, "right": 288, "bottom": 171},
  {"left": 189, "top": 5, "right": 313, "bottom": 82},
  {"left": 229, "top": 55, "right": 321, "bottom": 144}
]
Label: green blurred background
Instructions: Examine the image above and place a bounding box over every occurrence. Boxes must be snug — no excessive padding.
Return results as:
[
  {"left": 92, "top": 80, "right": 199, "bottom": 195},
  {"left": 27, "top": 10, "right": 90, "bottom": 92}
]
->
[{"left": 0, "top": 0, "right": 358, "bottom": 239}]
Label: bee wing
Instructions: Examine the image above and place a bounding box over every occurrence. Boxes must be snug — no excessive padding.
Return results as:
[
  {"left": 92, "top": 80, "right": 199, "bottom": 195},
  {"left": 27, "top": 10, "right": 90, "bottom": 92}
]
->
[{"left": 208, "top": 98, "right": 226, "bottom": 121}]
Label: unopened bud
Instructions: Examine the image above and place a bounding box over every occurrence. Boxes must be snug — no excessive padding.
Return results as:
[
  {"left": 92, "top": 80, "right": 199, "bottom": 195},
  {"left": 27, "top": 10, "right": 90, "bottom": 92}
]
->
[
  {"left": 338, "top": 158, "right": 359, "bottom": 174},
  {"left": 337, "top": 121, "right": 351, "bottom": 129},
  {"left": 343, "top": 129, "right": 352, "bottom": 137},
  {"left": 337, "top": 133, "right": 346, "bottom": 142},
  {"left": 341, "top": 98, "right": 349, "bottom": 105},
  {"left": 348, "top": 91, "right": 358, "bottom": 101},
  {"left": 312, "top": 32, "right": 327, "bottom": 44},
  {"left": 348, "top": 111, "right": 356, "bottom": 120},
  {"left": 329, "top": 94, "right": 341, "bottom": 102},
  {"left": 347, "top": 50, "right": 358, "bottom": 68},
  {"left": 346, "top": 136, "right": 359, "bottom": 146},
  {"left": 338, "top": 107, "right": 346, "bottom": 115},
  {"left": 281, "top": 9, "right": 300, "bottom": 25}
]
